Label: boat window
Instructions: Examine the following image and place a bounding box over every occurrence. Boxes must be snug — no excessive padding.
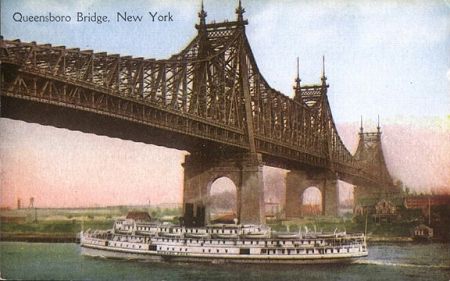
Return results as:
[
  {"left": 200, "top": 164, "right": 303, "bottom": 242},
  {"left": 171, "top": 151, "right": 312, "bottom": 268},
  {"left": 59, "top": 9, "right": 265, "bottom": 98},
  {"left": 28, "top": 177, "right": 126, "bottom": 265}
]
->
[{"left": 239, "top": 248, "right": 250, "bottom": 255}]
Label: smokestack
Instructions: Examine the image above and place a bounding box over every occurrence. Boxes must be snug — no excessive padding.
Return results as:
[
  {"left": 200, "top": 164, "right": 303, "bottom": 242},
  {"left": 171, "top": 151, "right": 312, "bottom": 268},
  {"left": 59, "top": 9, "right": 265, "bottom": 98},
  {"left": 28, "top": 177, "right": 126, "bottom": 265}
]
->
[{"left": 29, "top": 197, "right": 35, "bottom": 209}]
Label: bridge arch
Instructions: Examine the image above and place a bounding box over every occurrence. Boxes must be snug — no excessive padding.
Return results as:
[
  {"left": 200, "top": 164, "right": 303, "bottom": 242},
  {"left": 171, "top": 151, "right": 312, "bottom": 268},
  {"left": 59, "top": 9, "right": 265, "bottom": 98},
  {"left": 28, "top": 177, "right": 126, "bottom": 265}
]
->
[
  {"left": 301, "top": 186, "right": 322, "bottom": 216},
  {"left": 207, "top": 177, "right": 238, "bottom": 224},
  {"left": 183, "top": 152, "right": 265, "bottom": 226},
  {"left": 285, "top": 170, "right": 339, "bottom": 218}
]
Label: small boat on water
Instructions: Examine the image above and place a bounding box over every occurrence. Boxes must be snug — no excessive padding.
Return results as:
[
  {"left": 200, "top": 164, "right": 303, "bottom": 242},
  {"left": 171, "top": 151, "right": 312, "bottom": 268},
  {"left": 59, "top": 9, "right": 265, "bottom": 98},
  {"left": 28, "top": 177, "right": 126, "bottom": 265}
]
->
[
  {"left": 80, "top": 214, "right": 368, "bottom": 264},
  {"left": 412, "top": 224, "right": 433, "bottom": 242}
]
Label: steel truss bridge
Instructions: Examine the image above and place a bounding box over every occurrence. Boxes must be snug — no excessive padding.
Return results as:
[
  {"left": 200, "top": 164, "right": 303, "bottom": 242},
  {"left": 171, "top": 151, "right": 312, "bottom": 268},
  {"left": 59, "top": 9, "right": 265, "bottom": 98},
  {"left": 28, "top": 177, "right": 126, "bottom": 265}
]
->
[{"left": 0, "top": 3, "right": 393, "bottom": 189}]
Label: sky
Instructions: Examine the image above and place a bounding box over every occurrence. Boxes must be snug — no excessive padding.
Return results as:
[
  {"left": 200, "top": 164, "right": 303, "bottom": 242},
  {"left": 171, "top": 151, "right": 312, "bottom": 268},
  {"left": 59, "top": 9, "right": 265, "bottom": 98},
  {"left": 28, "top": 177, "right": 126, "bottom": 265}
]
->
[{"left": 0, "top": 0, "right": 449, "bottom": 208}]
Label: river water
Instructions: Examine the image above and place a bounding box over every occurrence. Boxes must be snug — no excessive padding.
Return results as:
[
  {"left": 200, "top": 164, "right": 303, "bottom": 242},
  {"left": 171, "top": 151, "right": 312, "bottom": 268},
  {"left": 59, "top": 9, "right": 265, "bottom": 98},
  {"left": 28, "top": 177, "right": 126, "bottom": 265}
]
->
[{"left": 0, "top": 242, "right": 449, "bottom": 281}]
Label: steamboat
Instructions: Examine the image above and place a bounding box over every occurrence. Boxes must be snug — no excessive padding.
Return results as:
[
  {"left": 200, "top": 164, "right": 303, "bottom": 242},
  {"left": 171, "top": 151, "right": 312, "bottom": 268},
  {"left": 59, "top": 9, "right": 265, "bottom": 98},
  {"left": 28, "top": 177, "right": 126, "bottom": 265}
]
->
[{"left": 80, "top": 213, "right": 368, "bottom": 264}]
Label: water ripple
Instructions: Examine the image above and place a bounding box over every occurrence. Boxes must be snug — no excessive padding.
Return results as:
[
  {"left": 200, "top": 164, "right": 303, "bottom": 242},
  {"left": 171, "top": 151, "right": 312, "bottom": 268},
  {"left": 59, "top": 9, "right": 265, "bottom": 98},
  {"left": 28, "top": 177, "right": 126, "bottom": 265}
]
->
[{"left": 354, "top": 260, "right": 450, "bottom": 269}]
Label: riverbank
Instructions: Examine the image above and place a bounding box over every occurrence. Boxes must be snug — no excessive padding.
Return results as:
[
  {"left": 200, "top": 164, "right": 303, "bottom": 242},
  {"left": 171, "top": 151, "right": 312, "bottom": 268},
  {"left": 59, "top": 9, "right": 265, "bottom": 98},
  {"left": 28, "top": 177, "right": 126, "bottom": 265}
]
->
[
  {"left": 1, "top": 232, "right": 418, "bottom": 244},
  {"left": 1, "top": 209, "right": 446, "bottom": 243},
  {"left": 366, "top": 236, "right": 413, "bottom": 243},
  {"left": 0, "top": 232, "right": 79, "bottom": 243}
]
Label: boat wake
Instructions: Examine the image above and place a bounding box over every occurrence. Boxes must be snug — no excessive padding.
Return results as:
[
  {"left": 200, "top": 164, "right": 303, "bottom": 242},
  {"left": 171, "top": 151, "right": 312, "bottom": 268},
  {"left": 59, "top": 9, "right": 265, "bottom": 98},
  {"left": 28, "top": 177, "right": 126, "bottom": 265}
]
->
[{"left": 353, "top": 260, "right": 450, "bottom": 269}]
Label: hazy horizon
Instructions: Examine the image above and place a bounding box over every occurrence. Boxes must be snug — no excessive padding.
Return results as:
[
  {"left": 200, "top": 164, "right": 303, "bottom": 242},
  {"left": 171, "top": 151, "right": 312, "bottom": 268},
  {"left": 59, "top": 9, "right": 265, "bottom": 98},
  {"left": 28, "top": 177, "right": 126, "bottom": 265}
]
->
[{"left": 1, "top": 116, "right": 448, "bottom": 209}]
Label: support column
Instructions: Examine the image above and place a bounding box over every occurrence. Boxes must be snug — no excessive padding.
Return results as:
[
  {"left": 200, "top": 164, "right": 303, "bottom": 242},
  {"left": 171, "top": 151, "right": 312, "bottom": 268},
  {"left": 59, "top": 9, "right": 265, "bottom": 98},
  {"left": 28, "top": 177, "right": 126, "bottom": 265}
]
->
[
  {"left": 182, "top": 152, "right": 265, "bottom": 226},
  {"left": 182, "top": 153, "right": 211, "bottom": 227},
  {"left": 353, "top": 184, "right": 393, "bottom": 207},
  {"left": 322, "top": 179, "right": 338, "bottom": 216},
  {"left": 239, "top": 153, "right": 265, "bottom": 224},
  {"left": 285, "top": 170, "right": 307, "bottom": 218},
  {"left": 354, "top": 185, "right": 373, "bottom": 207}
]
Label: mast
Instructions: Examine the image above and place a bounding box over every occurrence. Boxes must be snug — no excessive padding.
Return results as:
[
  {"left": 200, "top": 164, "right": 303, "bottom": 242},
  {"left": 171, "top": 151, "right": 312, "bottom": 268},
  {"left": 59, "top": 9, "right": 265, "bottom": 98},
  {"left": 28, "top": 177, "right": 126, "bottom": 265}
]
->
[{"left": 428, "top": 196, "right": 431, "bottom": 226}]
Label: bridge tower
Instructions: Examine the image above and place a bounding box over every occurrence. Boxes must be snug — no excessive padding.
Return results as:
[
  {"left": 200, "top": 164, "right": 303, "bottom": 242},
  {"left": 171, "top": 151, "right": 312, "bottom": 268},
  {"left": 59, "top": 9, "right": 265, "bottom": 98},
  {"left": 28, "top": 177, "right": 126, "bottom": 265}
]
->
[
  {"left": 182, "top": 2, "right": 265, "bottom": 226},
  {"left": 353, "top": 117, "right": 398, "bottom": 206},
  {"left": 286, "top": 57, "right": 340, "bottom": 217}
]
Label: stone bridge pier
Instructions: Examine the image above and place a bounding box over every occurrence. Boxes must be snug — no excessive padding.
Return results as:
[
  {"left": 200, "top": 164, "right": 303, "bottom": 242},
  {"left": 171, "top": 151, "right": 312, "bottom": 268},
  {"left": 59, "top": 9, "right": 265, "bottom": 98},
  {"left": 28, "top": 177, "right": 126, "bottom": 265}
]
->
[
  {"left": 182, "top": 152, "right": 265, "bottom": 226},
  {"left": 353, "top": 185, "right": 378, "bottom": 206},
  {"left": 285, "top": 170, "right": 339, "bottom": 218},
  {"left": 353, "top": 184, "right": 401, "bottom": 207}
]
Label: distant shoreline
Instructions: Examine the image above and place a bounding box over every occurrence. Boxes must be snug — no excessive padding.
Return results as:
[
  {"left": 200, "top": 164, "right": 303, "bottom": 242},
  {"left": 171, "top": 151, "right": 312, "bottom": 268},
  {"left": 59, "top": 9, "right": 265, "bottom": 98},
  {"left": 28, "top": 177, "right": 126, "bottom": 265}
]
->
[{"left": 0, "top": 232, "right": 419, "bottom": 244}]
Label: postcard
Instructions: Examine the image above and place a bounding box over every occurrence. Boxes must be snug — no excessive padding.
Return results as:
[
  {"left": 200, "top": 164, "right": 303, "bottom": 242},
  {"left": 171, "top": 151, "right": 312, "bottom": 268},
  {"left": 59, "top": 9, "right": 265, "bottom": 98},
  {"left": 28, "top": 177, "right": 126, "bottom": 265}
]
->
[{"left": 0, "top": 1, "right": 449, "bottom": 280}]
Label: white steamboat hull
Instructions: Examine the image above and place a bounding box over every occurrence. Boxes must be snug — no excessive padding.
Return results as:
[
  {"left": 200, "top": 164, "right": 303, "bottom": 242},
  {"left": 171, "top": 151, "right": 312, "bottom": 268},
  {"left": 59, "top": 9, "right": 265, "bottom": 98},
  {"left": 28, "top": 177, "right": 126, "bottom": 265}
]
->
[
  {"left": 81, "top": 244, "right": 367, "bottom": 265},
  {"left": 81, "top": 219, "right": 368, "bottom": 265}
]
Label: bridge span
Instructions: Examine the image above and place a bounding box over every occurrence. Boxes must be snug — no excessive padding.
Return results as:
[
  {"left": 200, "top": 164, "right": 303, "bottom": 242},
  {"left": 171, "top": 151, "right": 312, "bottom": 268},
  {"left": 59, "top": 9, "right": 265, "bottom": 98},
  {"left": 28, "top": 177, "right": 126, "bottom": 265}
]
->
[{"left": 0, "top": 2, "right": 397, "bottom": 224}]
